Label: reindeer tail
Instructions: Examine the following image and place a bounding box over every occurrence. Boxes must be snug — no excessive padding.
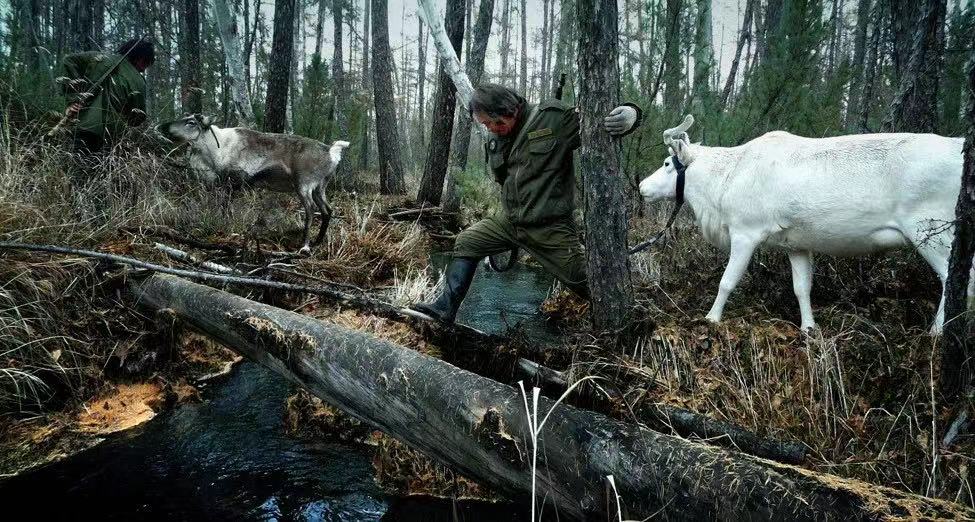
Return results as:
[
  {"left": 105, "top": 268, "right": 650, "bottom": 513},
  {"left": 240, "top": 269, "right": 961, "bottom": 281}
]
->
[{"left": 329, "top": 140, "right": 351, "bottom": 165}]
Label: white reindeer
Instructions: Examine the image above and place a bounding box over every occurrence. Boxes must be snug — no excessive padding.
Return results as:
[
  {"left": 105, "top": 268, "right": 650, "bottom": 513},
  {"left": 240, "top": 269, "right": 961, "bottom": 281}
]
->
[
  {"left": 639, "top": 115, "right": 973, "bottom": 334},
  {"left": 158, "top": 114, "right": 350, "bottom": 255}
]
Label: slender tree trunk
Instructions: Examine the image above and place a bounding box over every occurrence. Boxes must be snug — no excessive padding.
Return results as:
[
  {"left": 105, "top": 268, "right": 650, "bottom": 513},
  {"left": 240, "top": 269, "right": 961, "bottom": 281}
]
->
[
  {"left": 264, "top": 0, "right": 296, "bottom": 132},
  {"left": 718, "top": 0, "right": 754, "bottom": 111},
  {"left": 67, "top": 0, "right": 93, "bottom": 51},
  {"left": 662, "top": 0, "right": 683, "bottom": 108},
  {"left": 372, "top": 0, "right": 406, "bottom": 194},
  {"left": 416, "top": 0, "right": 465, "bottom": 205},
  {"left": 577, "top": 0, "right": 634, "bottom": 334},
  {"left": 541, "top": 0, "right": 550, "bottom": 97},
  {"left": 940, "top": 57, "right": 975, "bottom": 399},
  {"left": 857, "top": 0, "right": 883, "bottom": 131},
  {"left": 846, "top": 0, "right": 872, "bottom": 128},
  {"left": 444, "top": 0, "right": 495, "bottom": 214},
  {"left": 500, "top": 0, "right": 511, "bottom": 83},
  {"left": 286, "top": 0, "right": 302, "bottom": 132},
  {"left": 92, "top": 0, "right": 104, "bottom": 48},
  {"left": 213, "top": 0, "right": 255, "bottom": 125},
  {"left": 888, "top": 0, "right": 914, "bottom": 83},
  {"left": 181, "top": 0, "right": 203, "bottom": 114},
  {"left": 331, "top": 0, "right": 351, "bottom": 177},
  {"left": 360, "top": 0, "right": 372, "bottom": 171},
  {"left": 881, "top": 0, "right": 947, "bottom": 133},
  {"left": 417, "top": 18, "right": 427, "bottom": 148},
  {"left": 519, "top": 0, "right": 527, "bottom": 95},
  {"left": 691, "top": 0, "right": 713, "bottom": 111}
]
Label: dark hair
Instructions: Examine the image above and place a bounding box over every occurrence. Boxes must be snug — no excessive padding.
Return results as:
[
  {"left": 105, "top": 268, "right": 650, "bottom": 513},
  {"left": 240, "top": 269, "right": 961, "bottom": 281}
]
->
[
  {"left": 118, "top": 38, "right": 155, "bottom": 65},
  {"left": 469, "top": 83, "right": 525, "bottom": 118}
]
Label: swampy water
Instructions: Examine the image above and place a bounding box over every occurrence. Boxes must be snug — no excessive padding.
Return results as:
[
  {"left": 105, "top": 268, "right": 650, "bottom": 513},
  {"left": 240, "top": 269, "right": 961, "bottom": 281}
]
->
[{"left": 0, "top": 260, "right": 554, "bottom": 521}]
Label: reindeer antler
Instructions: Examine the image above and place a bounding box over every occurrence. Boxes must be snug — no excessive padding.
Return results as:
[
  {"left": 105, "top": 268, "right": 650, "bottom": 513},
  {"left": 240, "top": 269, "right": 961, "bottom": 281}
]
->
[{"left": 663, "top": 115, "right": 695, "bottom": 146}]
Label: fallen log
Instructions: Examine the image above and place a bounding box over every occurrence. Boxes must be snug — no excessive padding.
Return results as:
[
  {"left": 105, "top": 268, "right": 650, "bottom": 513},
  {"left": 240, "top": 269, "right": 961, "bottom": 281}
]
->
[
  {"left": 129, "top": 273, "right": 973, "bottom": 521},
  {"left": 515, "top": 358, "right": 808, "bottom": 465}
]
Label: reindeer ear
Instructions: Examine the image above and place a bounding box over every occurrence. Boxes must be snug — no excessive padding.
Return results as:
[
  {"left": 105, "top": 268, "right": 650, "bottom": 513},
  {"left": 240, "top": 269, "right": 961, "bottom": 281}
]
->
[
  {"left": 672, "top": 138, "right": 692, "bottom": 165},
  {"left": 201, "top": 116, "right": 214, "bottom": 127}
]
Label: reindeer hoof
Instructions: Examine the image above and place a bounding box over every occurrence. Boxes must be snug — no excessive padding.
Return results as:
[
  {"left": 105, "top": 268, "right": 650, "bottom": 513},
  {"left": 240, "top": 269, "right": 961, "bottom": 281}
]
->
[{"left": 298, "top": 245, "right": 312, "bottom": 256}]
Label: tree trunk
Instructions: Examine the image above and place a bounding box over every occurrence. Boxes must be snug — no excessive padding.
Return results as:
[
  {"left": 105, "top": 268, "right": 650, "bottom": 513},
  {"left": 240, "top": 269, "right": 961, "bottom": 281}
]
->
[
  {"left": 180, "top": 0, "right": 203, "bottom": 114},
  {"left": 264, "top": 0, "right": 296, "bottom": 132},
  {"left": 888, "top": 0, "right": 915, "bottom": 83},
  {"left": 881, "top": 0, "right": 947, "bottom": 133},
  {"left": 213, "top": 0, "right": 255, "bottom": 125},
  {"left": 417, "top": 18, "right": 427, "bottom": 148},
  {"left": 940, "top": 57, "right": 975, "bottom": 399},
  {"left": 577, "top": 0, "right": 634, "bottom": 334},
  {"left": 718, "top": 0, "right": 754, "bottom": 112},
  {"left": 500, "top": 0, "right": 510, "bottom": 83},
  {"left": 845, "top": 0, "right": 872, "bottom": 128},
  {"left": 286, "top": 0, "right": 302, "bottom": 133},
  {"left": 662, "top": 0, "right": 683, "bottom": 108},
  {"left": 858, "top": 0, "right": 884, "bottom": 131},
  {"left": 541, "top": 0, "right": 550, "bottom": 97},
  {"left": 129, "top": 273, "right": 975, "bottom": 522},
  {"left": 372, "top": 0, "right": 406, "bottom": 195},
  {"left": 416, "top": 0, "right": 465, "bottom": 206},
  {"left": 691, "top": 0, "right": 713, "bottom": 111},
  {"left": 330, "top": 0, "right": 351, "bottom": 178},
  {"left": 92, "top": 0, "right": 104, "bottom": 48},
  {"left": 756, "top": 0, "right": 783, "bottom": 65},
  {"left": 519, "top": 0, "right": 527, "bottom": 95},
  {"left": 444, "top": 0, "right": 495, "bottom": 214},
  {"left": 360, "top": 0, "right": 372, "bottom": 172},
  {"left": 67, "top": 0, "right": 93, "bottom": 51}
]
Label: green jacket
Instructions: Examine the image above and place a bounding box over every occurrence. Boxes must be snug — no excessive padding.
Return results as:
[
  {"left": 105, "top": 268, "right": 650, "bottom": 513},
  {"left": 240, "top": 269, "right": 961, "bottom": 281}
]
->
[
  {"left": 61, "top": 52, "right": 147, "bottom": 139},
  {"left": 486, "top": 99, "right": 641, "bottom": 226}
]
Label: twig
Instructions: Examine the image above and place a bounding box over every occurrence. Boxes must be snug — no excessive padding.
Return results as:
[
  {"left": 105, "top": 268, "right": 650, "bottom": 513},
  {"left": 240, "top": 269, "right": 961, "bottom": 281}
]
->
[
  {"left": 942, "top": 409, "right": 970, "bottom": 449},
  {"left": 154, "top": 242, "right": 238, "bottom": 274},
  {"left": 388, "top": 206, "right": 438, "bottom": 219}
]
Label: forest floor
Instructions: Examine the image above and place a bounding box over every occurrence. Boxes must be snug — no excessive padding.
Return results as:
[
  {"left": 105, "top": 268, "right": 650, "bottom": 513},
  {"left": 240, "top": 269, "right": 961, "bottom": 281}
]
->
[{"left": 0, "top": 134, "right": 972, "bottom": 510}]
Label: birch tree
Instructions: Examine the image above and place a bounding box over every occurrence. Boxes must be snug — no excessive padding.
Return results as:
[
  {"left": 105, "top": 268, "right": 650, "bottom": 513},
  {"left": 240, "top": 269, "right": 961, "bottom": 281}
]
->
[{"left": 212, "top": 0, "right": 255, "bottom": 125}]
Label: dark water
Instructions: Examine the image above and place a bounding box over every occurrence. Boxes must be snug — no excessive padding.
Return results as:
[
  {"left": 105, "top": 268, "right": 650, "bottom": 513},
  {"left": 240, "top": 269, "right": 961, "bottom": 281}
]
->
[{"left": 0, "top": 260, "right": 555, "bottom": 521}]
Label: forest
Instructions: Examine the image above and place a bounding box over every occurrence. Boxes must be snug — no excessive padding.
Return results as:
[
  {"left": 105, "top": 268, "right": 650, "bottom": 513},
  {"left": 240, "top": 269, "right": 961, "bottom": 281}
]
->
[{"left": 1, "top": 0, "right": 974, "bottom": 519}]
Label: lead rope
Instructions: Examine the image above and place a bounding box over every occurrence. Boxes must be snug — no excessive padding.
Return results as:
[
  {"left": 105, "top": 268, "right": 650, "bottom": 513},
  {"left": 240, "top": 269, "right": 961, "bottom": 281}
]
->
[{"left": 628, "top": 154, "right": 686, "bottom": 255}]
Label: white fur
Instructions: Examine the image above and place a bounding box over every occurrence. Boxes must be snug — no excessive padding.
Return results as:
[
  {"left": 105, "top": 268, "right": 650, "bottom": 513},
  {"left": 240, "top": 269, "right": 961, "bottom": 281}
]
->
[{"left": 640, "top": 118, "right": 971, "bottom": 334}]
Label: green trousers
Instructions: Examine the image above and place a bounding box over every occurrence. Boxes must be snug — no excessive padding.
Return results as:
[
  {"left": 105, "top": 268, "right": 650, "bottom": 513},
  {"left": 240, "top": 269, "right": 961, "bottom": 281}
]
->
[{"left": 452, "top": 215, "right": 589, "bottom": 298}]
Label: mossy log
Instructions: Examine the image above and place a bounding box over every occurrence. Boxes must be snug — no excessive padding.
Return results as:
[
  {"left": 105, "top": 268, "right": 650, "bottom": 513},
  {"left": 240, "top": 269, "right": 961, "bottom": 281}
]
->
[{"left": 129, "top": 274, "right": 974, "bottom": 521}]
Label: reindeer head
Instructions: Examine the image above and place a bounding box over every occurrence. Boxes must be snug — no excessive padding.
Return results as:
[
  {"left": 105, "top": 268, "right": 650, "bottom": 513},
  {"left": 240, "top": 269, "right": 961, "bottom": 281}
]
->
[
  {"left": 639, "top": 115, "right": 695, "bottom": 202},
  {"left": 156, "top": 114, "right": 216, "bottom": 144}
]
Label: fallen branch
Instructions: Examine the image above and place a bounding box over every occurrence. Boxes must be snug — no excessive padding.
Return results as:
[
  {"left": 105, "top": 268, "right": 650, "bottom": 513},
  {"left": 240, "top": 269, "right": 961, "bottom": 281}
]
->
[
  {"left": 514, "top": 357, "right": 808, "bottom": 464},
  {"left": 154, "top": 242, "right": 239, "bottom": 274},
  {"left": 129, "top": 274, "right": 974, "bottom": 521}
]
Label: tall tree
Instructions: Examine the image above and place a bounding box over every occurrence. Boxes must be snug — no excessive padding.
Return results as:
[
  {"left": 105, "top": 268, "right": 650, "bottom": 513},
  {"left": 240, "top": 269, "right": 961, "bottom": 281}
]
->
[
  {"left": 662, "top": 0, "right": 683, "bottom": 108},
  {"left": 500, "top": 0, "right": 511, "bottom": 84},
  {"left": 691, "top": 0, "right": 714, "bottom": 111},
  {"left": 719, "top": 0, "right": 755, "bottom": 111},
  {"left": 371, "top": 0, "right": 406, "bottom": 194},
  {"left": 882, "top": 0, "right": 947, "bottom": 133},
  {"left": 417, "top": 18, "right": 427, "bottom": 147},
  {"left": 888, "top": 0, "right": 915, "bottom": 83},
  {"left": 577, "top": 0, "right": 634, "bottom": 333},
  {"left": 331, "top": 0, "right": 351, "bottom": 180},
  {"left": 519, "top": 0, "right": 527, "bottom": 95},
  {"left": 67, "top": 0, "right": 94, "bottom": 51},
  {"left": 360, "top": 0, "right": 372, "bottom": 171},
  {"left": 857, "top": 0, "right": 883, "bottom": 131},
  {"left": 845, "top": 0, "right": 872, "bottom": 128},
  {"left": 264, "top": 0, "right": 296, "bottom": 132},
  {"left": 940, "top": 56, "right": 975, "bottom": 399},
  {"left": 213, "top": 0, "right": 255, "bottom": 125},
  {"left": 181, "top": 0, "right": 203, "bottom": 114},
  {"left": 444, "top": 0, "right": 495, "bottom": 214}
]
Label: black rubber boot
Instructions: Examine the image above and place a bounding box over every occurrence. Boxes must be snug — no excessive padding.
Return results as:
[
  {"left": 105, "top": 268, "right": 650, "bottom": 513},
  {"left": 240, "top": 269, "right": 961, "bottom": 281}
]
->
[{"left": 411, "top": 257, "right": 479, "bottom": 324}]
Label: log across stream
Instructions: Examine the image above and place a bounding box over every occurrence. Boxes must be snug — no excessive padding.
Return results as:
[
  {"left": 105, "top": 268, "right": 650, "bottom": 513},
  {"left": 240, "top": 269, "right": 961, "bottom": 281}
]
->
[{"left": 130, "top": 273, "right": 974, "bottom": 521}]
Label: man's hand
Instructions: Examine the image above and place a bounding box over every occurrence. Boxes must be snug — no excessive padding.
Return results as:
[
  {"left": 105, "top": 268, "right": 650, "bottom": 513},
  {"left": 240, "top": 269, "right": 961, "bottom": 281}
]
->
[
  {"left": 65, "top": 102, "right": 83, "bottom": 118},
  {"left": 603, "top": 105, "right": 638, "bottom": 136}
]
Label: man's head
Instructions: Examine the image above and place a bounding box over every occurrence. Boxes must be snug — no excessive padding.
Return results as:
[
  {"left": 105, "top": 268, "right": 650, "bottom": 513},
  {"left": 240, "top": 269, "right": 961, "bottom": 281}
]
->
[
  {"left": 470, "top": 84, "right": 525, "bottom": 137},
  {"left": 118, "top": 38, "right": 155, "bottom": 72}
]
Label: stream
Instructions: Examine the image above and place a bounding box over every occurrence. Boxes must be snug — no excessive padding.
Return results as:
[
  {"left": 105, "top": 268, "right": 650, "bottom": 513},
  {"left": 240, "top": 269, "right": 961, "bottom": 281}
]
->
[{"left": 0, "top": 259, "right": 554, "bottom": 521}]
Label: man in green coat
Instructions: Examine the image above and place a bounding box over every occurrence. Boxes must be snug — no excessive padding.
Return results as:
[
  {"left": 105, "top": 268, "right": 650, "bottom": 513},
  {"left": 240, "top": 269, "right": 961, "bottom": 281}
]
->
[
  {"left": 412, "top": 83, "right": 642, "bottom": 324},
  {"left": 61, "top": 38, "right": 154, "bottom": 153}
]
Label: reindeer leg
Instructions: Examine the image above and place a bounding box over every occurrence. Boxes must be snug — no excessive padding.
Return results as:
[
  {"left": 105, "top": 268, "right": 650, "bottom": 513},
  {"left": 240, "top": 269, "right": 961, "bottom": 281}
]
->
[
  {"left": 311, "top": 186, "right": 332, "bottom": 247},
  {"left": 298, "top": 191, "right": 315, "bottom": 256},
  {"left": 706, "top": 234, "right": 760, "bottom": 324},
  {"left": 788, "top": 250, "right": 816, "bottom": 332}
]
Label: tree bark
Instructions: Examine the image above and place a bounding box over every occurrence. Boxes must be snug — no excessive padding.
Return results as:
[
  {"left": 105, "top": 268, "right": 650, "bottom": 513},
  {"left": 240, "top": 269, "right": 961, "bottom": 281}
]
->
[
  {"left": 263, "top": 0, "right": 295, "bottom": 132},
  {"left": 416, "top": 0, "right": 465, "bottom": 206},
  {"left": 662, "top": 0, "right": 683, "bottom": 108},
  {"left": 940, "top": 57, "right": 975, "bottom": 399},
  {"left": 331, "top": 0, "right": 351, "bottom": 178},
  {"left": 444, "top": 0, "right": 495, "bottom": 214},
  {"left": 360, "top": 0, "right": 372, "bottom": 172},
  {"left": 691, "top": 0, "right": 713, "bottom": 111},
  {"left": 858, "top": 0, "right": 884, "bottom": 131},
  {"left": 718, "top": 0, "right": 754, "bottom": 112},
  {"left": 888, "top": 0, "right": 915, "bottom": 83},
  {"left": 577, "top": 0, "right": 634, "bottom": 334},
  {"left": 180, "top": 0, "right": 203, "bottom": 114},
  {"left": 129, "top": 273, "right": 975, "bottom": 522},
  {"left": 67, "top": 0, "right": 93, "bottom": 51},
  {"left": 213, "top": 0, "right": 255, "bottom": 125},
  {"left": 500, "top": 0, "right": 511, "bottom": 83},
  {"left": 417, "top": 18, "right": 427, "bottom": 148},
  {"left": 882, "top": 0, "right": 947, "bottom": 133},
  {"left": 519, "top": 0, "right": 527, "bottom": 95},
  {"left": 845, "top": 0, "right": 872, "bottom": 128},
  {"left": 372, "top": 0, "right": 406, "bottom": 195}
]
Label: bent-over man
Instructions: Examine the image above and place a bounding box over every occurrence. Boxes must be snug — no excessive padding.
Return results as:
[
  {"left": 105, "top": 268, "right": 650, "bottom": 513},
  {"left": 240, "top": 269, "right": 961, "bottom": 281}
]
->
[
  {"left": 61, "top": 38, "right": 154, "bottom": 153},
  {"left": 412, "top": 83, "right": 642, "bottom": 323}
]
